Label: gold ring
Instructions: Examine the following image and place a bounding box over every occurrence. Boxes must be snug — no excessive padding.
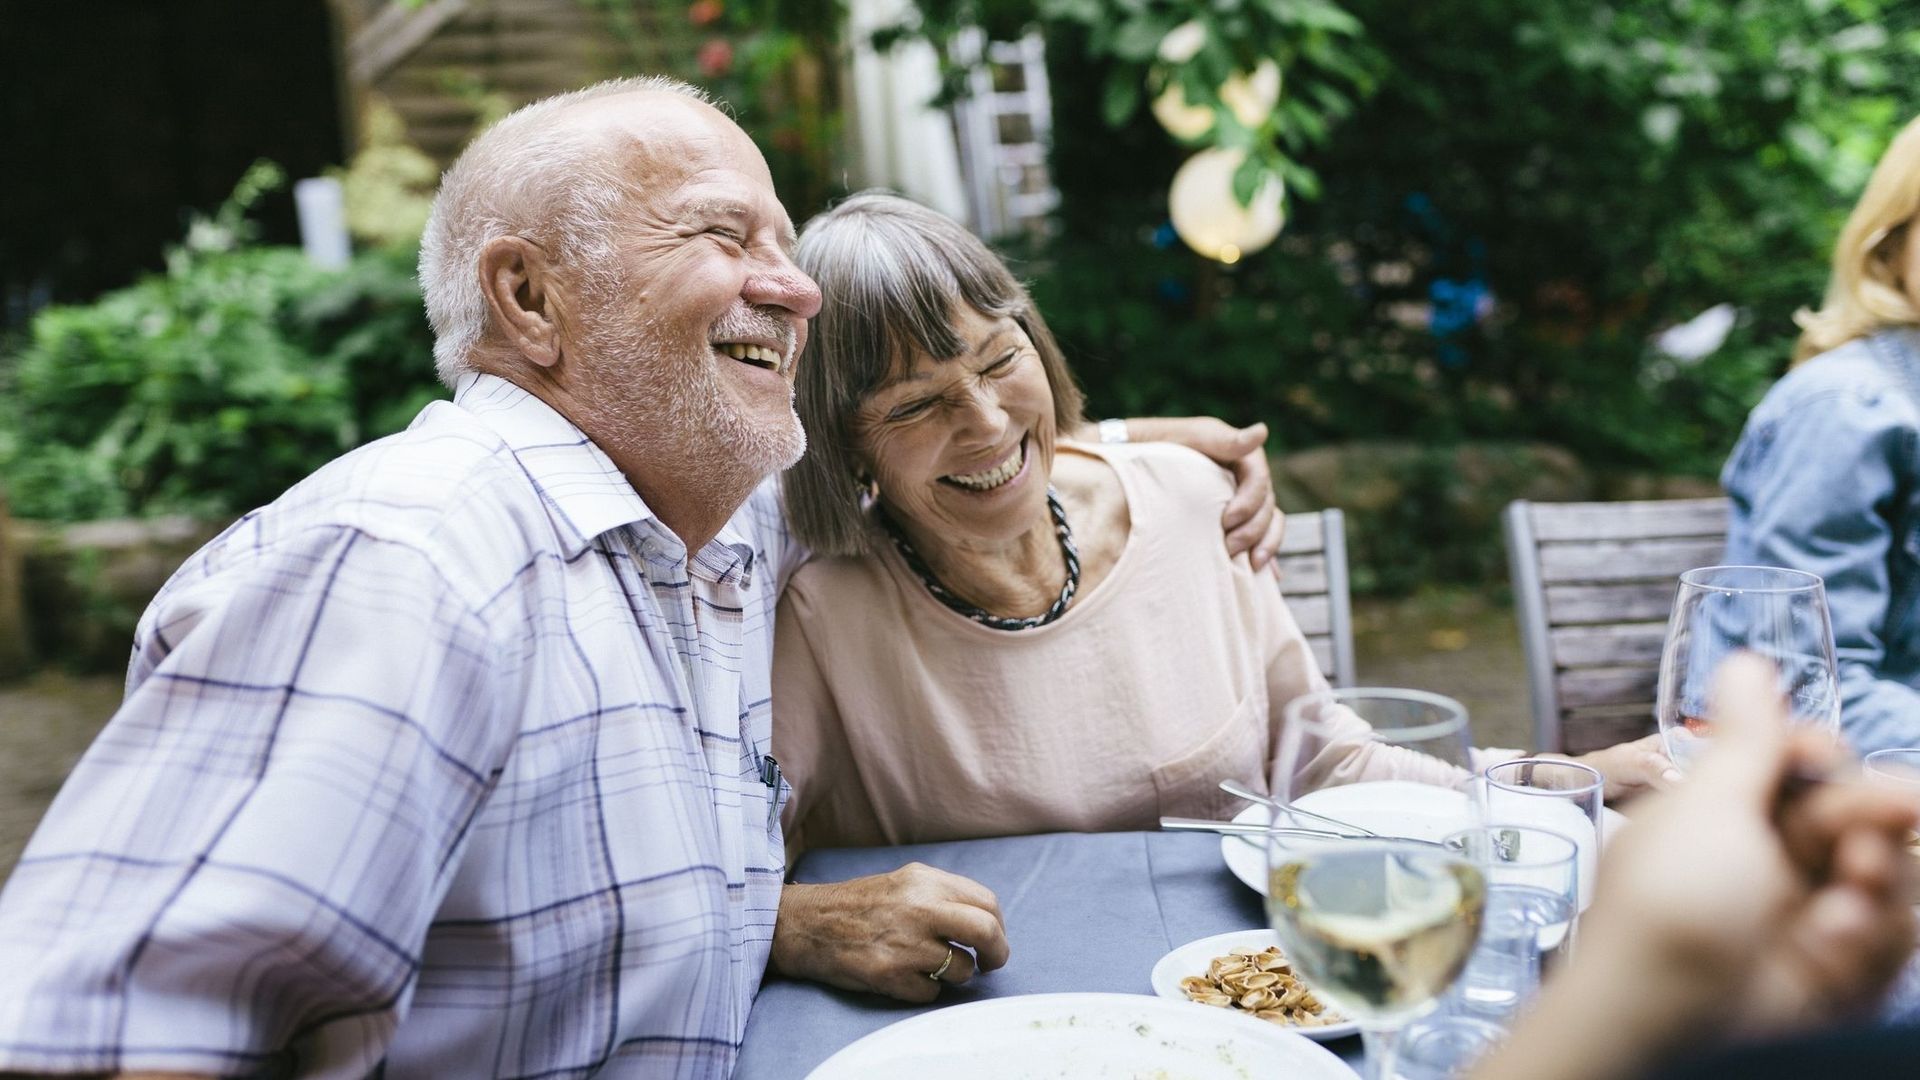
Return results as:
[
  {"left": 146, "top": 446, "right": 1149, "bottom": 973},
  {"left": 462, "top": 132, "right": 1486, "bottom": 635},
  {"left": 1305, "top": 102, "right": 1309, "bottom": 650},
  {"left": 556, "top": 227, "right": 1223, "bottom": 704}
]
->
[{"left": 928, "top": 946, "right": 955, "bottom": 982}]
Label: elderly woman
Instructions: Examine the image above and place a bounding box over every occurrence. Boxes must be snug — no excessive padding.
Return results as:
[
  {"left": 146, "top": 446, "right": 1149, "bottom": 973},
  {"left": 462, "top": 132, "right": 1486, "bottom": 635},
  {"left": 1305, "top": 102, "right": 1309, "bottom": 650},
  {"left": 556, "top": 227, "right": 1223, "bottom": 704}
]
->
[
  {"left": 769, "top": 192, "right": 1670, "bottom": 997},
  {"left": 1723, "top": 113, "right": 1920, "bottom": 754}
]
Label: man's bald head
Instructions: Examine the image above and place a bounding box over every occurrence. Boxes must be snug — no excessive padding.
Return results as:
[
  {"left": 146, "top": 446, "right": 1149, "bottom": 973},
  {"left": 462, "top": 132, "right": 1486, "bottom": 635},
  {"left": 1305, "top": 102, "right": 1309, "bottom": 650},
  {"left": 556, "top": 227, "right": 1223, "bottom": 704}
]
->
[{"left": 419, "top": 77, "right": 738, "bottom": 386}]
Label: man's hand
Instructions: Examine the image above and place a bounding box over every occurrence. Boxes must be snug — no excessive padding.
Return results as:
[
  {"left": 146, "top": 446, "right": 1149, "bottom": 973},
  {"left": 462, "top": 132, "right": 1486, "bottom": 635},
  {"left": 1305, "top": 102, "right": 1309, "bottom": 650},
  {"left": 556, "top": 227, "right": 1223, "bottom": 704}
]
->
[
  {"left": 1106, "top": 418, "right": 1283, "bottom": 569},
  {"left": 771, "top": 863, "right": 1011, "bottom": 1003},
  {"left": 1563, "top": 732, "right": 1682, "bottom": 803},
  {"left": 1474, "top": 655, "right": 1920, "bottom": 1080},
  {"left": 1593, "top": 659, "right": 1917, "bottom": 1035}
]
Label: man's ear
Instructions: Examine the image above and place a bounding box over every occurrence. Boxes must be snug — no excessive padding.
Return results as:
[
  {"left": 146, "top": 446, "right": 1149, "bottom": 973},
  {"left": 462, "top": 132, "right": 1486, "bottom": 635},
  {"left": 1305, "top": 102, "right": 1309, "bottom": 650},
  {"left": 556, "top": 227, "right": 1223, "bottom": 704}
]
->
[{"left": 478, "top": 236, "right": 565, "bottom": 369}]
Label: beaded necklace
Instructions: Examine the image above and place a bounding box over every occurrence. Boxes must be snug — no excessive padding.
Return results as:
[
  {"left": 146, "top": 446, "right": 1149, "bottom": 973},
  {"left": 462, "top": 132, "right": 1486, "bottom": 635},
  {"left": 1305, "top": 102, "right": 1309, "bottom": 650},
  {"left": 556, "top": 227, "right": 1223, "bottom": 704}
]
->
[{"left": 880, "top": 487, "right": 1080, "bottom": 630}]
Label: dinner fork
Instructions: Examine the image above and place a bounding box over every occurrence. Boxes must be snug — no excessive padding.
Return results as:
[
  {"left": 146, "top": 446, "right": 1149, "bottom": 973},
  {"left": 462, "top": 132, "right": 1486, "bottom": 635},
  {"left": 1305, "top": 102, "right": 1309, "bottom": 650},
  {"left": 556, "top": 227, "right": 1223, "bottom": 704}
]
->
[
  {"left": 1216, "top": 778, "right": 1381, "bottom": 837},
  {"left": 1159, "top": 816, "right": 1455, "bottom": 851}
]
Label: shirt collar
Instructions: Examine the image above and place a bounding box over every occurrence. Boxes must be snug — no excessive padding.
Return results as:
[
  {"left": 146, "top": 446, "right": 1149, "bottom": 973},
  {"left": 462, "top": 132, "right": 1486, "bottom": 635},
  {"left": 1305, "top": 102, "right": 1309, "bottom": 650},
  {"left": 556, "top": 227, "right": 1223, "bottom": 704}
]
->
[{"left": 451, "top": 373, "right": 758, "bottom": 578}]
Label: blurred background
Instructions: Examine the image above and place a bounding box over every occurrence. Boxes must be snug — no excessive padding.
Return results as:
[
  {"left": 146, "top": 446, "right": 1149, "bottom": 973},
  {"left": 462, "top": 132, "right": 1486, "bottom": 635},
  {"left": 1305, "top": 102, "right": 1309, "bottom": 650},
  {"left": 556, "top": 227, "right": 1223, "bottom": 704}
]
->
[{"left": 3, "top": 0, "right": 1919, "bottom": 869}]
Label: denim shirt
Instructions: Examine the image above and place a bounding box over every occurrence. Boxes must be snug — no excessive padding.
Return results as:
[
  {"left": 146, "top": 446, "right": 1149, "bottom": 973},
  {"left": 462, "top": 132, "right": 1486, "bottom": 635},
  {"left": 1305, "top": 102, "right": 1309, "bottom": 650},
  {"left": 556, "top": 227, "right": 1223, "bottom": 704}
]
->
[{"left": 1722, "top": 328, "right": 1920, "bottom": 754}]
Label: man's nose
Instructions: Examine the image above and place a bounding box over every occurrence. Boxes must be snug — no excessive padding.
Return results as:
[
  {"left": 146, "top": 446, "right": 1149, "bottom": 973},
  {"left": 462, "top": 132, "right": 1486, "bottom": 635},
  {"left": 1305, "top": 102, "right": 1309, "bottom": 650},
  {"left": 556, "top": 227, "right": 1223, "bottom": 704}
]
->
[{"left": 746, "top": 251, "right": 823, "bottom": 320}]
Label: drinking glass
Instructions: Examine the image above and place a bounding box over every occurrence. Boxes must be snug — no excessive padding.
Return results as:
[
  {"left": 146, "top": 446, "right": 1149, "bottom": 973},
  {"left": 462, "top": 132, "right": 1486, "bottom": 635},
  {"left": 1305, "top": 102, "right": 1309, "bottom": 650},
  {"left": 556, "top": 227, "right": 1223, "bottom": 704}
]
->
[
  {"left": 1864, "top": 749, "right": 1920, "bottom": 788},
  {"left": 1478, "top": 759, "right": 1603, "bottom": 913},
  {"left": 1393, "top": 1014, "right": 1507, "bottom": 1080},
  {"left": 1268, "top": 689, "right": 1485, "bottom": 1079},
  {"left": 1656, "top": 566, "right": 1840, "bottom": 774},
  {"left": 1443, "top": 825, "right": 1580, "bottom": 1020},
  {"left": 1267, "top": 837, "right": 1486, "bottom": 1080}
]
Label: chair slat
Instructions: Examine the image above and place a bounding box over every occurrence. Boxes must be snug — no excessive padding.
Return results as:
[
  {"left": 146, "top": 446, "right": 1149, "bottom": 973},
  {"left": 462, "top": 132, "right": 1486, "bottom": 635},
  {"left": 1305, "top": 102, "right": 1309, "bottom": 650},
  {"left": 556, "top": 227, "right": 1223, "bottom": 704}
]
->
[
  {"left": 1545, "top": 582, "right": 1679, "bottom": 625},
  {"left": 1557, "top": 665, "right": 1660, "bottom": 709},
  {"left": 1275, "top": 554, "right": 1328, "bottom": 595},
  {"left": 1526, "top": 498, "right": 1729, "bottom": 542},
  {"left": 1560, "top": 705, "right": 1657, "bottom": 754},
  {"left": 1289, "top": 594, "right": 1330, "bottom": 637},
  {"left": 1537, "top": 538, "right": 1727, "bottom": 584},
  {"left": 1277, "top": 512, "right": 1324, "bottom": 556},
  {"left": 1549, "top": 622, "right": 1667, "bottom": 668}
]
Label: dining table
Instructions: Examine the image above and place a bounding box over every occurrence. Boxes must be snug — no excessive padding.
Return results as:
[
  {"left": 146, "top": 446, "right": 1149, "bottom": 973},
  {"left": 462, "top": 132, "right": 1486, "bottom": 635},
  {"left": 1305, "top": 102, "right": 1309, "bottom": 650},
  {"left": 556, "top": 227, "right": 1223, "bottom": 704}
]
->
[{"left": 734, "top": 829, "right": 1366, "bottom": 1078}]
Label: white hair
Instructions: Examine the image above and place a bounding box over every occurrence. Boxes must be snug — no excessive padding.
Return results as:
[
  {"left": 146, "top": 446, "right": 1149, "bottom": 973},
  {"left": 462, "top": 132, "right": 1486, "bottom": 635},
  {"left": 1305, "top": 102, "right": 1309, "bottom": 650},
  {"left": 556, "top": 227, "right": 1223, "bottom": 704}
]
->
[{"left": 418, "top": 76, "right": 715, "bottom": 387}]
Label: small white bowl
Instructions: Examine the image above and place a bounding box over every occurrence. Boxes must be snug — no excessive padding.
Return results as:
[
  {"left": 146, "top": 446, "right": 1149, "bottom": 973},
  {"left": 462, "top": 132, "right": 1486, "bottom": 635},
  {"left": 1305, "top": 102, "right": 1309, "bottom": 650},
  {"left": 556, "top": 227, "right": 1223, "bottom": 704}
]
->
[{"left": 1149, "top": 928, "right": 1360, "bottom": 1041}]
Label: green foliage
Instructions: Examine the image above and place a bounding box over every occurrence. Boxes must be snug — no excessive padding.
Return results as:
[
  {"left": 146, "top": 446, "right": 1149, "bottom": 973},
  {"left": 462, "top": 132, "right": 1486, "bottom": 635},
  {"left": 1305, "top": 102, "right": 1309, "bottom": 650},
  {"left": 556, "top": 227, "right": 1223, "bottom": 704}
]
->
[
  {"left": 885, "top": 0, "right": 1377, "bottom": 209},
  {"left": 0, "top": 174, "right": 441, "bottom": 522},
  {"left": 1033, "top": 0, "right": 1920, "bottom": 488}
]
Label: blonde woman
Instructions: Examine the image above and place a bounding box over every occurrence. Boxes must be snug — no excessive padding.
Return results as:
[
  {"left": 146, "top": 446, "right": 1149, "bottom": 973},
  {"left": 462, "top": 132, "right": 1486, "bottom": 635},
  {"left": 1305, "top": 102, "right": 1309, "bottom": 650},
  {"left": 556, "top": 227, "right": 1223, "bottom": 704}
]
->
[{"left": 1722, "top": 113, "right": 1920, "bottom": 753}]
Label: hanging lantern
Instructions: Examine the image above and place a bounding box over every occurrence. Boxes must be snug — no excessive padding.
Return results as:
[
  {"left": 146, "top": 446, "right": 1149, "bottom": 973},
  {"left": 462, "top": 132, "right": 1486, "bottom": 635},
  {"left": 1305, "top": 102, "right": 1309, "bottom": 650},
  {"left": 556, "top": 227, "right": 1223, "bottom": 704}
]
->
[
  {"left": 1151, "top": 82, "right": 1214, "bottom": 141},
  {"left": 1220, "top": 59, "right": 1282, "bottom": 128},
  {"left": 1151, "top": 58, "right": 1284, "bottom": 141},
  {"left": 1157, "top": 20, "right": 1207, "bottom": 64},
  {"left": 1168, "top": 148, "right": 1285, "bottom": 264}
]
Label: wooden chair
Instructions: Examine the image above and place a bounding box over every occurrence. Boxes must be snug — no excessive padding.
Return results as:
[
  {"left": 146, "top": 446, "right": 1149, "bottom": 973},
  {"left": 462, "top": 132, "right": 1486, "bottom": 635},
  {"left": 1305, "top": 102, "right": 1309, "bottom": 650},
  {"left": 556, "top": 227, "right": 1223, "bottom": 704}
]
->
[
  {"left": 1502, "top": 497, "right": 1729, "bottom": 753},
  {"left": 1277, "top": 509, "right": 1357, "bottom": 689}
]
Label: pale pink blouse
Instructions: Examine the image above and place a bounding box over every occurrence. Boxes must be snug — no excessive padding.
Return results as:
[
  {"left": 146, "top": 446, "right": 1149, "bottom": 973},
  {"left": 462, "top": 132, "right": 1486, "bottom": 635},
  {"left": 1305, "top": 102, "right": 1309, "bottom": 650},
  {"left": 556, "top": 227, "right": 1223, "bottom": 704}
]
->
[{"left": 774, "top": 443, "right": 1514, "bottom": 854}]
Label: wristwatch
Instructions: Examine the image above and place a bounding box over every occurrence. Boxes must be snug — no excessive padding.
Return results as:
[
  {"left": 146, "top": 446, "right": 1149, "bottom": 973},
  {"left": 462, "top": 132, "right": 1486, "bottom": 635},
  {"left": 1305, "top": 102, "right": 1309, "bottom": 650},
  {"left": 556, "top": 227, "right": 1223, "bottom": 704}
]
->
[{"left": 1098, "top": 418, "right": 1130, "bottom": 444}]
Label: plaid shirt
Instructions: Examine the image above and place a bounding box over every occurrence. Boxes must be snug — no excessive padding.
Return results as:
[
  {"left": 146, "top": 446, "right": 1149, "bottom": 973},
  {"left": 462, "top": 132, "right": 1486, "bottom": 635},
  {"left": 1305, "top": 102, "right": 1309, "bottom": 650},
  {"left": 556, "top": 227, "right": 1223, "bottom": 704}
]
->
[{"left": 0, "top": 374, "right": 799, "bottom": 1079}]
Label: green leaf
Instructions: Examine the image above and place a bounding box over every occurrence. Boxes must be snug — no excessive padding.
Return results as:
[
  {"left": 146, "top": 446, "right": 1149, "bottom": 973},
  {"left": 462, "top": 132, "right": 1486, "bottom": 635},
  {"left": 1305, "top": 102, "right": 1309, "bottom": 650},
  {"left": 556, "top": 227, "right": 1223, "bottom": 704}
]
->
[
  {"left": 1231, "top": 151, "right": 1267, "bottom": 207},
  {"left": 1103, "top": 68, "right": 1144, "bottom": 126},
  {"left": 1110, "top": 15, "right": 1173, "bottom": 61}
]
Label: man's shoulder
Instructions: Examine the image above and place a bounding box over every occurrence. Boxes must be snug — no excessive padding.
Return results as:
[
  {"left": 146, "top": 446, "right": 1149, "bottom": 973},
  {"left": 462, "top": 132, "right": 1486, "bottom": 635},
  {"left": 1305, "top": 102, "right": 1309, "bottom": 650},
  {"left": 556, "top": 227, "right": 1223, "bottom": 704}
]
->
[{"left": 179, "top": 402, "right": 561, "bottom": 603}]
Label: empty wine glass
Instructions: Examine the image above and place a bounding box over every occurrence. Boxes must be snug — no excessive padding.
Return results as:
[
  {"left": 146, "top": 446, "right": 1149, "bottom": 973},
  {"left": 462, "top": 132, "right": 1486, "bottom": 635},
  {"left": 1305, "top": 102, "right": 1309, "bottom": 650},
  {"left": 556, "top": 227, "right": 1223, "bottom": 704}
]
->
[
  {"left": 1268, "top": 689, "right": 1486, "bottom": 1079},
  {"left": 1656, "top": 566, "right": 1839, "bottom": 774}
]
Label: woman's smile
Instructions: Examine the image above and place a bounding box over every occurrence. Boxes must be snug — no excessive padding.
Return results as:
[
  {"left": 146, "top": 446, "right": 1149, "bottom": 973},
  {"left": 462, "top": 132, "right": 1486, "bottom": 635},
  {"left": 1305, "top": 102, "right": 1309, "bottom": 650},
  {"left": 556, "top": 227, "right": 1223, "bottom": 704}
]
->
[{"left": 941, "top": 436, "right": 1029, "bottom": 492}]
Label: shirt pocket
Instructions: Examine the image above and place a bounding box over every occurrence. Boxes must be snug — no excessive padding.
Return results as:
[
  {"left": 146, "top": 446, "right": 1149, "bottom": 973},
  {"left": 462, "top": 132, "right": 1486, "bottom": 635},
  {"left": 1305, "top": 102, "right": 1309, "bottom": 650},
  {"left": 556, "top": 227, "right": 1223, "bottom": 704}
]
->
[{"left": 1148, "top": 691, "right": 1269, "bottom": 823}]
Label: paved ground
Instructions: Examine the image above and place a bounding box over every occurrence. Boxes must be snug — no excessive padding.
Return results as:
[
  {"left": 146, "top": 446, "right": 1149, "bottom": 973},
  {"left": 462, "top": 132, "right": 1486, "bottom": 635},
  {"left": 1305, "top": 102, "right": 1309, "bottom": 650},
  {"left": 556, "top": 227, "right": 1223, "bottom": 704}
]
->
[
  {"left": 0, "top": 671, "right": 123, "bottom": 879},
  {"left": 0, "top": 587, "right": 1532, "bottom": 884},
  {"left": 1353, "top": 586, "right": 1532, "bottom": 752}
]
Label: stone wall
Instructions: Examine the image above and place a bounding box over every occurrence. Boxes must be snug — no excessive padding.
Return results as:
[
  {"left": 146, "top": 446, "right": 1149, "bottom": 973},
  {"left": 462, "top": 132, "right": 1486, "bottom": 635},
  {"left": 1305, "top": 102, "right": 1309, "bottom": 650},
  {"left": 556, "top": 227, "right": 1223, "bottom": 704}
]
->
[{"left": 11, "top": 515, "right": 231, "bottom": 675}]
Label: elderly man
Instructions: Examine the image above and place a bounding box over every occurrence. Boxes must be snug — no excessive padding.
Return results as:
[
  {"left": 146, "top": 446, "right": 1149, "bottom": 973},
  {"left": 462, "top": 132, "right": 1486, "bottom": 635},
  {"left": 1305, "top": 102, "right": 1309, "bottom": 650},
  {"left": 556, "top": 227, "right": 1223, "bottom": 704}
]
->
[{"left": 0, "top": 78, "right": 1277, "bottom": 1078}]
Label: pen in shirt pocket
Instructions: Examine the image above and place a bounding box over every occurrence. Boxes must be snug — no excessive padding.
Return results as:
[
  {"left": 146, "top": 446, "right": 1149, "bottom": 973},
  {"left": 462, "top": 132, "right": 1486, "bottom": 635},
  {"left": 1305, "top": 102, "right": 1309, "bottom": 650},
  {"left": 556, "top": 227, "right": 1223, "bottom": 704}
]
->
[{"left": 760, "top": 754, "right": 783, "bottom": 832}]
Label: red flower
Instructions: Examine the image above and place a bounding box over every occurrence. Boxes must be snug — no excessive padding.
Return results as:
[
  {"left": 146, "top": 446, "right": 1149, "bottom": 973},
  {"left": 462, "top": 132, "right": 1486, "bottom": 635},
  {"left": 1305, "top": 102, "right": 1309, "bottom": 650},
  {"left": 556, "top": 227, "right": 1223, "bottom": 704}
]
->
[
  {"left": 687, "top": 0, "right": 724, "bottom": 27},
  {"left": 697, "top": 38, "right": 734, "bottom": 77}
]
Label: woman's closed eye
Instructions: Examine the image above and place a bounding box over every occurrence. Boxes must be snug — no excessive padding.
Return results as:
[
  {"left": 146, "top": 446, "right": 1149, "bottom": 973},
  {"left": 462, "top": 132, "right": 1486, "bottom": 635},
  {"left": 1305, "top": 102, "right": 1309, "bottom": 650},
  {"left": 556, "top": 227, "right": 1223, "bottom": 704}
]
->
[
  {"left": 886, "top": 397, "right": 939, "bottom": 423},
  {"left": 984, "top": 350, "right": 1020, "bottom": 377}
]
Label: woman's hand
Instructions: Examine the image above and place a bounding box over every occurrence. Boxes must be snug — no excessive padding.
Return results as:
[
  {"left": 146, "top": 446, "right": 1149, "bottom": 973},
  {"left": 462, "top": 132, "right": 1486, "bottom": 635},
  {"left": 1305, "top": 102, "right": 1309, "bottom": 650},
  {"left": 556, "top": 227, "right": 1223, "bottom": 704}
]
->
[
  {"left": 1108, "top": 417, "right": 1283, "bottom": 569},
  {"left": 771, "top": 863, "right": 1011, "bottom": 1002},
  {"left": 1563, "top": 732, "right": 1682, "bottom": 803}
]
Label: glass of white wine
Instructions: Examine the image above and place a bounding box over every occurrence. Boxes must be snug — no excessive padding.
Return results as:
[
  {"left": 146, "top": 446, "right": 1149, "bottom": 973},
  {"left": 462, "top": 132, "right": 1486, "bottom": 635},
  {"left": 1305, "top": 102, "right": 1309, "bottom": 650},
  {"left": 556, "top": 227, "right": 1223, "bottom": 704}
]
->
[
  {"left": 1268, "top": 688, "right": 1486, "bottom": 1079},
  {"left": 1267, "top": 837, "right": 1486, "bottom": 1080}
]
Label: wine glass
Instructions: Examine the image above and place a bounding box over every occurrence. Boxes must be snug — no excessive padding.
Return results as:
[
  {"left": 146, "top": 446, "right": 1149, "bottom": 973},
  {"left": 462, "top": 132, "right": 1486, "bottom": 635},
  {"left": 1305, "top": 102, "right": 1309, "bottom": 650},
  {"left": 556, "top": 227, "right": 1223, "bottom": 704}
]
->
[
  {"left": 1656, "top": 566, "right": 1840, "bottom": 773},
  {"left": 1864, "top": 749, "right": 1920, "bottom": 788},
  {"left": 1268, "top": 689, "right": 1485, "bottom": 1080}
]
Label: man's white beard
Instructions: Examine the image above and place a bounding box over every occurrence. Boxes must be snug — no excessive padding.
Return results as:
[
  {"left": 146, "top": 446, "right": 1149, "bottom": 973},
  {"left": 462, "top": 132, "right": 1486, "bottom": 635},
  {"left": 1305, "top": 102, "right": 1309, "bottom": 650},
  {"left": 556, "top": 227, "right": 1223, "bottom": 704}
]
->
[{"left": 573, "top": 308, "right": 807, "bottom": 494}]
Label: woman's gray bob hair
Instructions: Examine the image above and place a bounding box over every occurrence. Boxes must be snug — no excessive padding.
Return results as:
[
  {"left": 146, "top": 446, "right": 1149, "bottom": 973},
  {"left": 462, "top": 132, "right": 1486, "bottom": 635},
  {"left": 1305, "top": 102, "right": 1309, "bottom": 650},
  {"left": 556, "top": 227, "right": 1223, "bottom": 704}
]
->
[{"left": 782, "top": 191, "right": 1086, "bottom": 556}]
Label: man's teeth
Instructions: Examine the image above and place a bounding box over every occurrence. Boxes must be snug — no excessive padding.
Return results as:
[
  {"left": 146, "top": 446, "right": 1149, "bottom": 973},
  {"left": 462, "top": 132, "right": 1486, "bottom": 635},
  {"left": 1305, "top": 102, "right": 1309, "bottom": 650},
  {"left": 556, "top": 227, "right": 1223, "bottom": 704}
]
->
[
  {"left": 717, "top": 342, "right": 784, "bottom": 372},
  {"left": 946, "top": 443, "right": 1024, "bottom": 490}
]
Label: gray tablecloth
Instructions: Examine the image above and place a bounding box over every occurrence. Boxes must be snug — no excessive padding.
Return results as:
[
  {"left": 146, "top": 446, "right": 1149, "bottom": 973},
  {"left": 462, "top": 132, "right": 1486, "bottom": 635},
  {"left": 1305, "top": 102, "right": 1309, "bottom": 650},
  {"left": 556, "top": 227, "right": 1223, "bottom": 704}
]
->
[{"left": 735, "top": 830, "right": 1362, "bottom": 1078}]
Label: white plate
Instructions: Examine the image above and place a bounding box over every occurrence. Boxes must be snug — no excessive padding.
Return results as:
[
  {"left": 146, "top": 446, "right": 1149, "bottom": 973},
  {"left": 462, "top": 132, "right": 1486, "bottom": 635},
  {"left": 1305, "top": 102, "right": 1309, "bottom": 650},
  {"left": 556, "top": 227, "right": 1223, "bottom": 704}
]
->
[
  {"left": 1218, "top": 781, "right": 1627, "bottom": 897},
  {"left": 805, "top": 992, "right": 1358, "bottom": 1080},
  {"left": 1148, "top": 928, "right": 1361, "bottom": 1042}
]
